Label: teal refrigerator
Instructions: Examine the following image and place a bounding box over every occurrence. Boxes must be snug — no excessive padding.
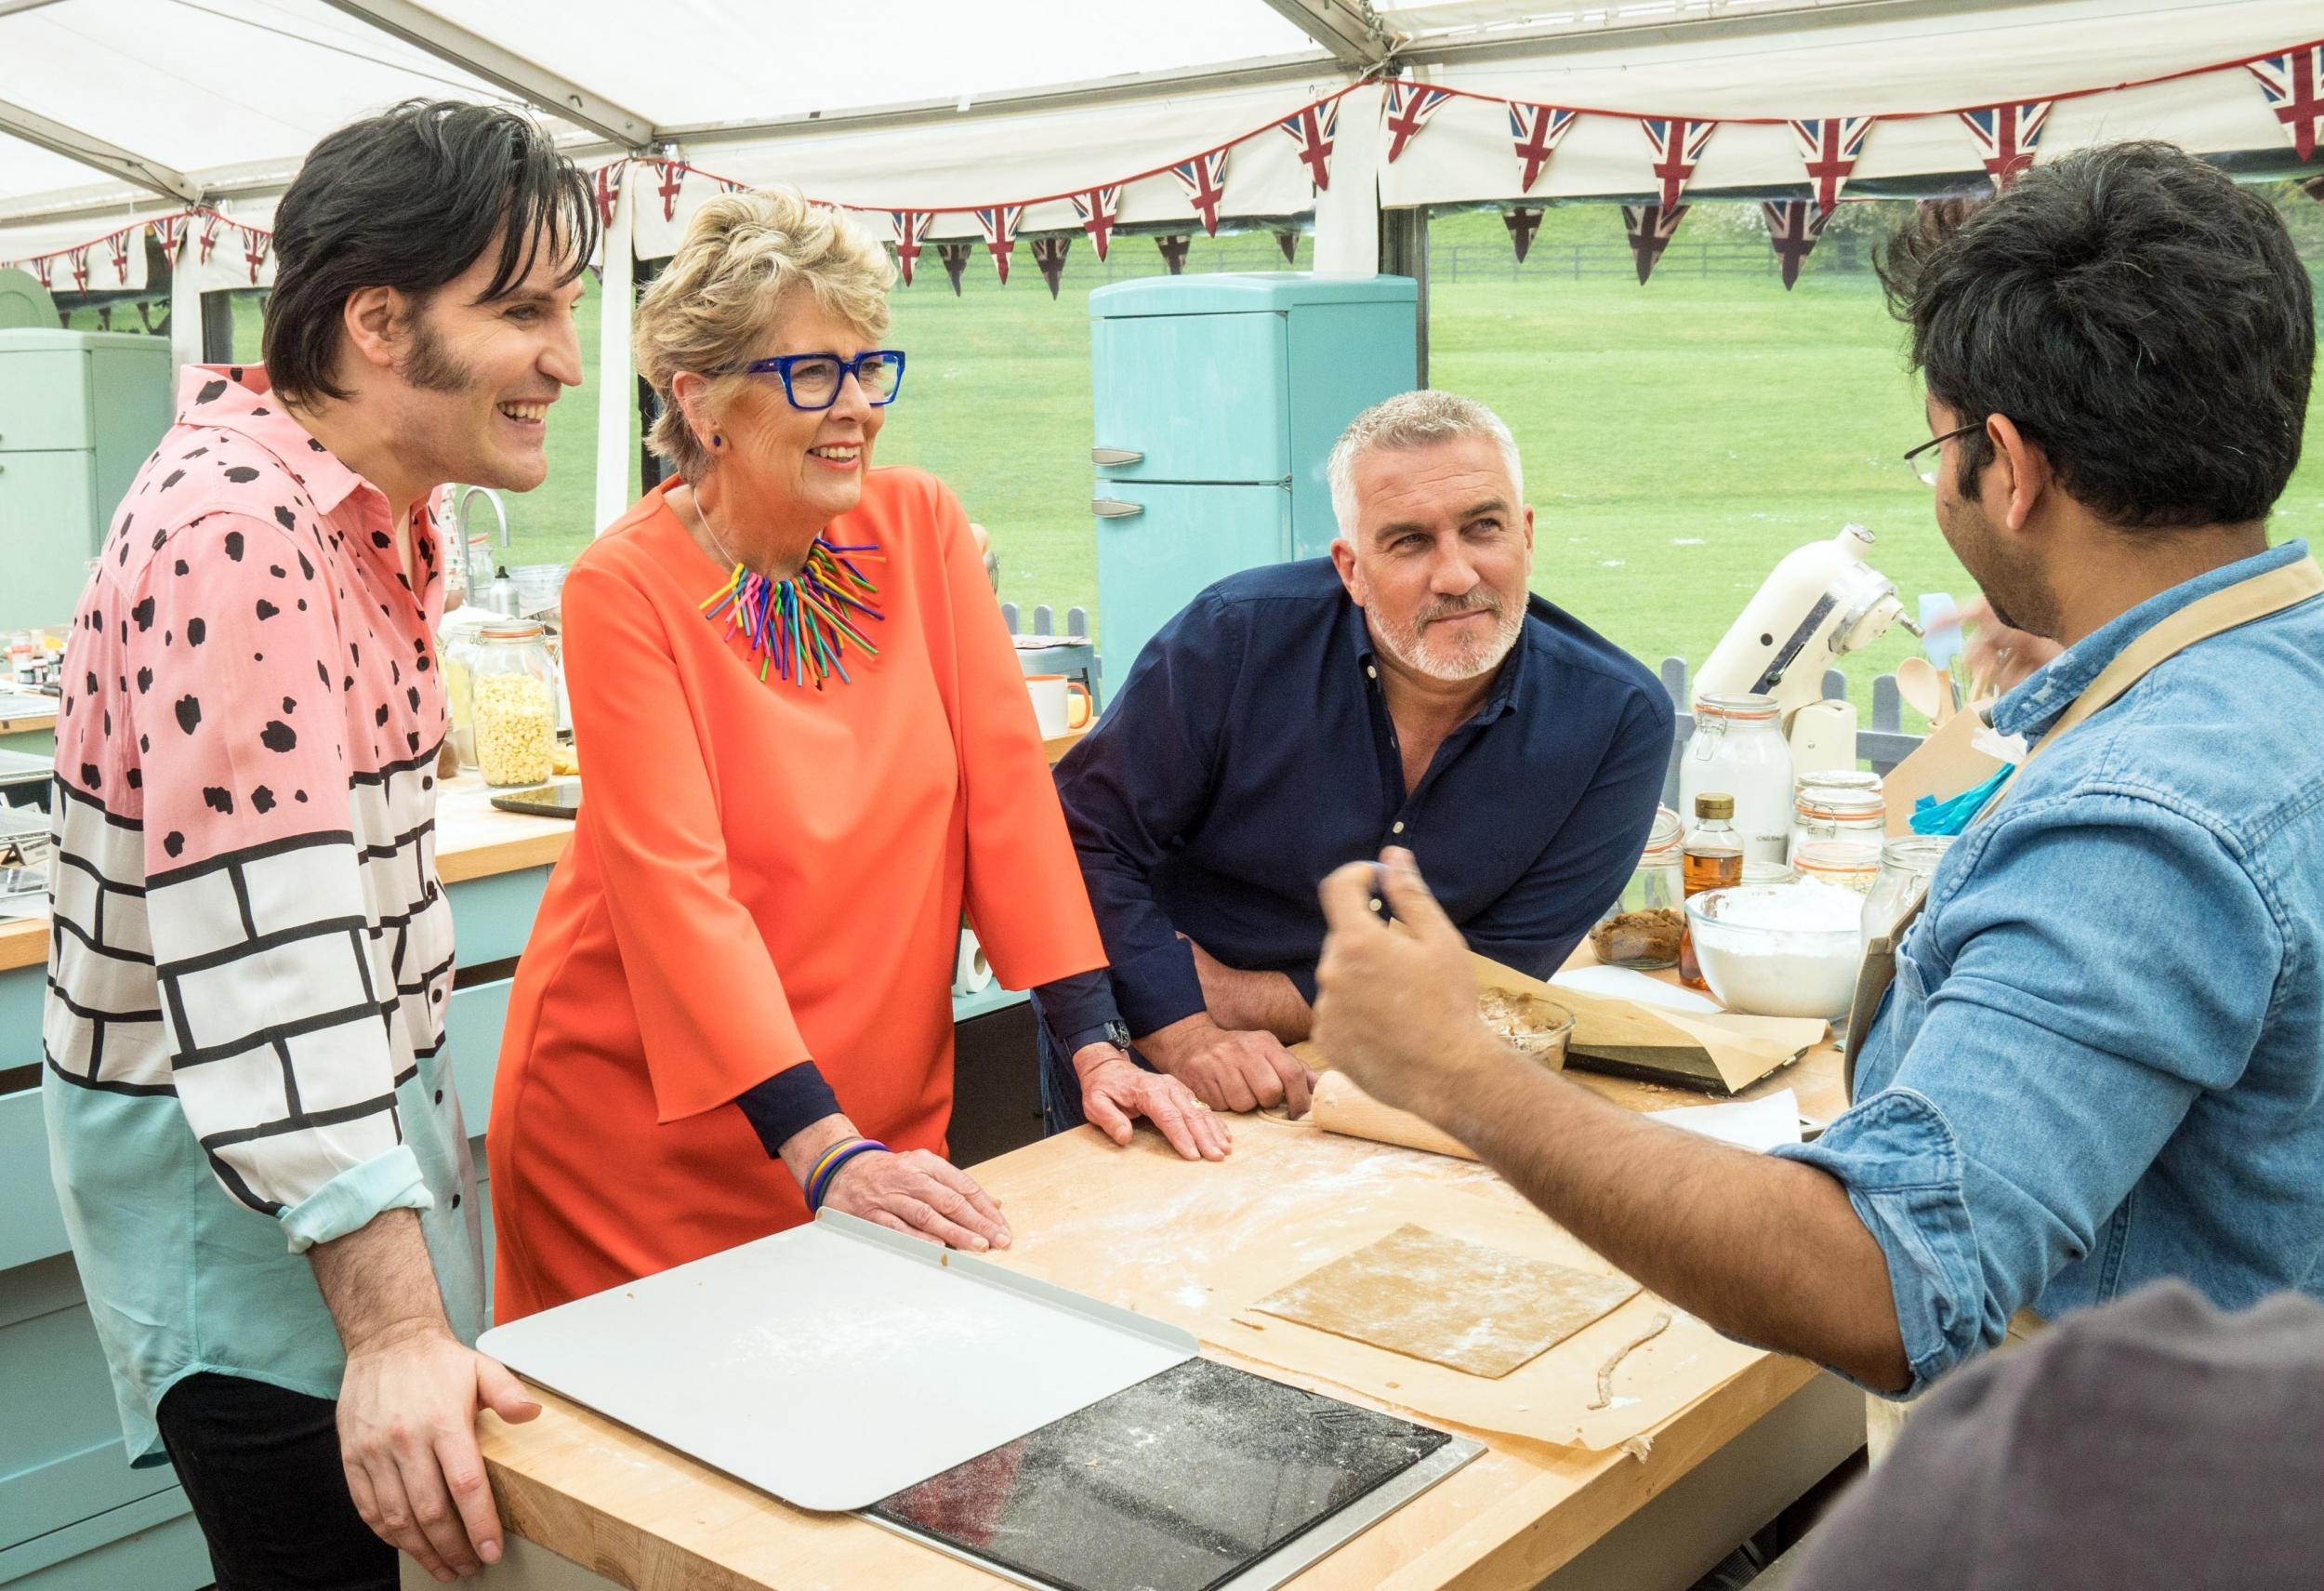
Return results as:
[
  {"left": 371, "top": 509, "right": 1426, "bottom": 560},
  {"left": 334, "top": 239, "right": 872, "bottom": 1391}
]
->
[{"left": 1088, "top": 273, "right": 1418, "bottom": 684}]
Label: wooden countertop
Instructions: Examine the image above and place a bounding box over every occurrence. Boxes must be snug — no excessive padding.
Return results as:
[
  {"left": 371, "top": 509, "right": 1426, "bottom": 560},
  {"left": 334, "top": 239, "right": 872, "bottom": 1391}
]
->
[{"left": 477, "top": 1034, "right": 1846, "bottom": 1590}]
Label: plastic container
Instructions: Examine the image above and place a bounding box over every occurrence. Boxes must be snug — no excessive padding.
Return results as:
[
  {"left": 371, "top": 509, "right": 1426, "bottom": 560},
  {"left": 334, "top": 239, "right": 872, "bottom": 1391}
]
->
[
  {"left": 469, "top": 619, "right": 560, "bottom": 787},
  {"left": 1590, "top": 806, "right": 1685, "bottom": 969},
  {"left": 510, "top": 563, "right": 568, "bottom": 618},
  {"left": 1680, "top": 692, "right": 1794, "bottom": 865},
  {"left": 1684, "top": 883, "right": 1864, "bottom": 1018}
]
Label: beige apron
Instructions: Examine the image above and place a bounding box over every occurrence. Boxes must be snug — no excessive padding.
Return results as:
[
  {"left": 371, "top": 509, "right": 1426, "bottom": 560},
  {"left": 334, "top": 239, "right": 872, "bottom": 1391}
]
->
[{"left": 1845, "top": 554, "right": 2324, "bottom": 1460}]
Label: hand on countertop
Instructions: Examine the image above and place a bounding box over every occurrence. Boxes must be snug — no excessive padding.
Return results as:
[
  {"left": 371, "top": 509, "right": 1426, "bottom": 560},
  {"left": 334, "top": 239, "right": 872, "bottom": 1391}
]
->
[
  {"left": 822, "top": 1147, "right": 1012, "bottom": 1253},
  {"left": 1135, "top": 1012, "right": 1315, "bottom": 1118},
  {"left": 1074, "top": 1044, "right": 1231, "bottom": 1161},
  {"left": 336, "top": 1319, "right": 539, "bottom": 1583}
]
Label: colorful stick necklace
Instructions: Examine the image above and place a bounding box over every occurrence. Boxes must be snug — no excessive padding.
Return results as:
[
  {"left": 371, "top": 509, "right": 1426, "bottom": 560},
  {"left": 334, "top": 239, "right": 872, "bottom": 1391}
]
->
[{"left": 692, "top": 492, "right": 885, "bottom": 690}]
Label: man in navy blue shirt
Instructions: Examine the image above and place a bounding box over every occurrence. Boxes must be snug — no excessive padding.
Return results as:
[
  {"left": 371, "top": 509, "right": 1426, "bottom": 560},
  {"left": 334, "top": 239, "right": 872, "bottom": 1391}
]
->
[{"left": 1032, "top": 391, "right": 1673, "bottom": 1135}]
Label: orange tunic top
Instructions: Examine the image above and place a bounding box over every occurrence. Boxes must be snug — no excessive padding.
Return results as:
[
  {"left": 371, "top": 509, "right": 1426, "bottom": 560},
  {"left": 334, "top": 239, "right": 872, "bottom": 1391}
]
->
[{"left": 486, "top": 467, "right": 1104, "bottom": 1320}]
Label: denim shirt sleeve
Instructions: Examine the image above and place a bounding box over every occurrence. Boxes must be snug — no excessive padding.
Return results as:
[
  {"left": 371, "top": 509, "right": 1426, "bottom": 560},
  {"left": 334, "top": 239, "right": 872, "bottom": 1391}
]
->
[
  {"left": 1458, "top": 689, "right": 1672, "bottom": 978},
  {"left": 1051, "top": 593, "right": 1241, "bottom": 1038},
  {"left": 1774, "top": 789, "right": 2280, "bottom": 1396}
]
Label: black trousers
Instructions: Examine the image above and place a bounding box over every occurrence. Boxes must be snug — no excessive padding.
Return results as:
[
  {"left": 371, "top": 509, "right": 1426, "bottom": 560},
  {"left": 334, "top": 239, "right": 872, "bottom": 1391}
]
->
[{"left": 156, "top": 1372, "right": 394, "bottom": 1591}]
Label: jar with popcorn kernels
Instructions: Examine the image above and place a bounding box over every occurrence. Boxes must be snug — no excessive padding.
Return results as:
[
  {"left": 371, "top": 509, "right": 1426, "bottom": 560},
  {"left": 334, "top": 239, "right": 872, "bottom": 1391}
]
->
[{"left": 469, "top": 619, "right": 560, "bottom": 787}]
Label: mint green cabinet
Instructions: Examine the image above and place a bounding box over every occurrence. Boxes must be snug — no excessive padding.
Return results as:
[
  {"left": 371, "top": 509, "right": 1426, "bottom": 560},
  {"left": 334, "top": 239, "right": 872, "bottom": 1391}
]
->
[{"left": 0, "top": 329, "right": 173, "bottom": 631}]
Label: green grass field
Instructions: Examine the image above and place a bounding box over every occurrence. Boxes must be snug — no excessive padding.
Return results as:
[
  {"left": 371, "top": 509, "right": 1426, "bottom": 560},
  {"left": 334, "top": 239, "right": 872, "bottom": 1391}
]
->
[{"left": 191, "top": 200, "right": 2324, "bottom": 703}]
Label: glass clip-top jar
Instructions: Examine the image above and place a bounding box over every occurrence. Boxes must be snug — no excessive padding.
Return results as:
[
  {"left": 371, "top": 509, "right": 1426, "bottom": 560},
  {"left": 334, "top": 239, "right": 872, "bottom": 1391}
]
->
[
  {"left": 1862, "top": 834, "right": 1957, "bottom": 953},
  {"left": 1591, "top": 806, "right": 1685, "bottom": 969},
  {"left": 1794, "top": 837, "right": 1882, "bottom": 895},
  {"left": 469, "top": 619, "right": 561, "bottom": 788},
  {"left": 1790, "top": 779, "right": 1886, "bottom": 863},
  {"left": 1681, "top": 692, "right": 1794, "bottom": 867}
]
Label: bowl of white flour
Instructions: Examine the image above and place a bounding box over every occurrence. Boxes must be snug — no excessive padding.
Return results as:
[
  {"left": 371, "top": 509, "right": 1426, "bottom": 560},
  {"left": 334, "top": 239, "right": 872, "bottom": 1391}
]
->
[{"left": 1684, "top": 882, "right": 1864, "bottom": 1017}]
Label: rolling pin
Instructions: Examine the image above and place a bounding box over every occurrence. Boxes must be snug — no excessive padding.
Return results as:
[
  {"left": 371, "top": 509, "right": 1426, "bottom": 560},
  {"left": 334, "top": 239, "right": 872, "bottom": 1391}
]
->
[{"left": 1306, "top": 1070, "right": 1479, "bottom": 1161}]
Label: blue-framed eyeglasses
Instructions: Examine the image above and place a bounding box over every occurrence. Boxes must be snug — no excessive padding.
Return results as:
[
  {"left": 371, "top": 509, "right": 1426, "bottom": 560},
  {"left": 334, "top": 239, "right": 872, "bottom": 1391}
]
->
[{"left": 723, "top": 350, "right": 905, "bottom": 411}]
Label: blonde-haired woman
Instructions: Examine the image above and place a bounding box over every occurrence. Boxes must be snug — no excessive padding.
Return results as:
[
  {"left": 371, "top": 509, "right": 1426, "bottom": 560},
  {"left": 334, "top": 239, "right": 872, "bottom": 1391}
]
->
[{"left": 487, "top": 190, "right": 1221, "bottom": 1319}]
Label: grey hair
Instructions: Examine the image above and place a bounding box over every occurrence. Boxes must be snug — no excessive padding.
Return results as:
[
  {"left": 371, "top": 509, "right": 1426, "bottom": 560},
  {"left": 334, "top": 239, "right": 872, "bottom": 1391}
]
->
[{"left": 1326, "top": 389, "right": 1525, "bottom": 543}]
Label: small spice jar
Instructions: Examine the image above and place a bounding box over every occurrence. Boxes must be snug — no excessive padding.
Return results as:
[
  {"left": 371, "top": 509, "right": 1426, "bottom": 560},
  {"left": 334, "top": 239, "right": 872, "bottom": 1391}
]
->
[
  {"left": 469, "top": 619, "right": 560, "bottom": 787},
  {"left": 1794, "top": 837, "right": 1882, "bottom": 894},
  {"left": 1590, "top": 806, "right": 1686, "bottom": 969}
]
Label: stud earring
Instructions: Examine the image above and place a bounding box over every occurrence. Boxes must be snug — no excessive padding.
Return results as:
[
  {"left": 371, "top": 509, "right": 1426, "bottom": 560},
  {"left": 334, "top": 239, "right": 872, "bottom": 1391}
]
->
[{"left": 712, "top": 434, "right": 723, "bottom": 448}]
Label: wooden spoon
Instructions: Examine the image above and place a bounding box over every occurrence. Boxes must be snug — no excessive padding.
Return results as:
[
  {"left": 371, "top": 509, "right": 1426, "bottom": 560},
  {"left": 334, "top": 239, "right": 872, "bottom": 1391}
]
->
[{"left": 1895, "top": 656, "right": 1954, "bottom": 726}]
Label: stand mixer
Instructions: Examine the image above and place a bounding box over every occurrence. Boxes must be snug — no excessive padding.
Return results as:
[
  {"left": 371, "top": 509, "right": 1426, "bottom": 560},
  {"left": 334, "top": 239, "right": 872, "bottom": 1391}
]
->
[{"left": 1694, "top": 524, "right": 1920, "bottom": 774}]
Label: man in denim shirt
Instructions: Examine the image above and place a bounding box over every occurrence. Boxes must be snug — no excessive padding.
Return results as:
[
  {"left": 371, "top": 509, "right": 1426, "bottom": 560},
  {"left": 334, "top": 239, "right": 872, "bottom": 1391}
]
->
[{"left": 1302, "top": 140, "right": 2322, "bottom": 1401}]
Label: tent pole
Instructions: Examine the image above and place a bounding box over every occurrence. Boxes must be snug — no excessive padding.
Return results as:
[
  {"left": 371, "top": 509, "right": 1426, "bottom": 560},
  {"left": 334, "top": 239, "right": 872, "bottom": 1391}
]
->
[
  {"left": 593, "top": 170, "right": 636, "bottom": 536},
  {"left": 1312, "top": 80, "right": 1382, "bottom": 275},
  {"left": 167, "top": 250, "right": 203, "bottom": 375},
  {"left": 1377, "top": 208, "right": 1429, "bottom": 387}
]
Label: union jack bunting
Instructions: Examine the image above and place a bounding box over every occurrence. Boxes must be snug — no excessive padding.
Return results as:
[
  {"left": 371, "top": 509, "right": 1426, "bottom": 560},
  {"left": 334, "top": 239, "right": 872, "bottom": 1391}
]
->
[
  {"left": 936, "top": 241, "right": 972, "bottom": 297},
  {"left": 891, "top": 210, "right": 933, "bottom": 285},
  {"left": 1643, "top": 118, "right": 1716, "bottom": 211},
  {"left": 653, "top": 159, "right": 685, "bottom": 221},
  {"left": 242, "top": 226, "right": 271, "bottom": 285},
  {"left": 1622, "top": 203, "right": 1689, "bottom": 285},
  {"left": 198, "top": 211, "right": 223, "bottom": 265},
  {"left": 1069, "top": 186, "right": 1122, "bottom": 260},
  {"left": 30, "top": 255, "right": 51, "bottom": 289},
  {"left": 1789, "top": 116, "right": 1874, "bottom": 214},
  {"left": 975, "top": 205, "right": 1023, "bottom": 284},
  {"left": 1508, "top": 102, "right": 1577, "bottom": 192},
  {"left": 1503, "top": 206, "right": 1544, "bottom": 263},
  {"left": 149, "top": 212, "right": 188, "bottom": 259},
  {"left": 1155, "top": 233, "right": 1192, "bottom": 275},
  {"left": 1279, "top": 100, "right": 1340, "bottom": 190},
  {"left": 1958, "top": 101, "right": 2052, "bottom": 191},
  {"left": 1383, "top": 83, "right": 1456, "bottom": 164},
  {"left": 105, "top": 230, "right": 131, "bottom": 285},
  {"left": 68, "top": 245, "right": 90, "bottom": 293},
  {"left": 1170, "top": 150, "right": 1231, "bottom": 235},
  {"left": 1031, "top": 235, "right": 1072, "bottom": 298},
  {"left": 591, "top": 163, "right": 625, "bottom": 230},
  {"left": 2248, "top": 48, "right": 2324, "bottom": 162},
  {"left": 1761, "top": 200, "right": 1829, "bottom": 289}
]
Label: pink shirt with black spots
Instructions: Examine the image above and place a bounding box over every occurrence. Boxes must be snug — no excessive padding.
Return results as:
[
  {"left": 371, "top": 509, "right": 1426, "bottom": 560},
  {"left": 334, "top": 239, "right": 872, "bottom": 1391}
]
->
[{"left": 43, "top": 365, "right": 484, "bottom": 1455}]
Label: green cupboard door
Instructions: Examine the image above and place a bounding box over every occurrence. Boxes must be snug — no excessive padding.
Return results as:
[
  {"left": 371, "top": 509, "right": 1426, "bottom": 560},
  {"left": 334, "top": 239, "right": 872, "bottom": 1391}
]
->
[
  {"left": 1092, "top": 481, "right": 1289, "bottom": 687},
  {"left": 0, "top": 452, "right": 99, "bottom": 630}
]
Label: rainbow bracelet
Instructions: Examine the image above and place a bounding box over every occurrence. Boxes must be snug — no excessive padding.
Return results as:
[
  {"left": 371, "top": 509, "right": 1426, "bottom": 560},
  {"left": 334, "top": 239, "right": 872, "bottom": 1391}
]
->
[{"left": 806, "top": 1136, "right": 889, "bottom": 1213}]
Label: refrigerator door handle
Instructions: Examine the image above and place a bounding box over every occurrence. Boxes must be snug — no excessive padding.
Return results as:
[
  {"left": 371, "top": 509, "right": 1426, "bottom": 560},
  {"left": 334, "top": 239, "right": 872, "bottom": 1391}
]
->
[
  {"left": 1091, "top": 497, "right": 1144, "bottom": 519},
  {"left": 1090, "top": 446, "right": 1143, "bottom": 468}
]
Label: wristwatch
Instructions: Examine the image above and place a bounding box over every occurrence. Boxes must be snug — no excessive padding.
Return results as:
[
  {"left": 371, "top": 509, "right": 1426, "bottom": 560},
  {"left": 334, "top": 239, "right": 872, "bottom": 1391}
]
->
[{"left": 1066, "top": 1019, "right": 1134, "bottom": 1071}]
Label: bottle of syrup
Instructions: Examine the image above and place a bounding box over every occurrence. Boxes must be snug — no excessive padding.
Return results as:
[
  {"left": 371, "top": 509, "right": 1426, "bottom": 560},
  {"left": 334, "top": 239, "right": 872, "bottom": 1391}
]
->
[{"left": 1680, "top": 793, "right": 1744, "bottom": 989}]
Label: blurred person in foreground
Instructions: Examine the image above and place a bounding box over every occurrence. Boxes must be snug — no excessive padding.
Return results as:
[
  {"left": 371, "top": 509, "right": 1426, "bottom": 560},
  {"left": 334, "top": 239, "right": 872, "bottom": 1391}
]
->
[{"left": 1787, "top": 1280, "right": 2324, "bottom": 1590}]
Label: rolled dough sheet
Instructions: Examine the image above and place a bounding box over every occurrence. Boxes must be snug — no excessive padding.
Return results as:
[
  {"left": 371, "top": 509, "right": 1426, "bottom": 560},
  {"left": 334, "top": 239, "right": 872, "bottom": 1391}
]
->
[{"left": 1251, "top": 1225, "right": 1640, "bottom": 1378}]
